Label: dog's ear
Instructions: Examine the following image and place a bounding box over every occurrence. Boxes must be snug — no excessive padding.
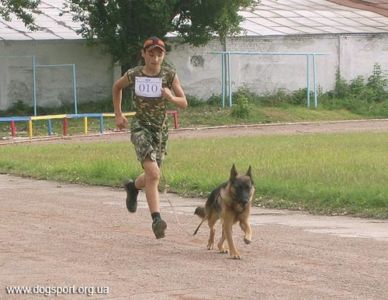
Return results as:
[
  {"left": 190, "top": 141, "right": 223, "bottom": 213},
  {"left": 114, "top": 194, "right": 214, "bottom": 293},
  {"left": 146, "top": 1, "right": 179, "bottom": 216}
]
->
[
  {"left": 230, "top": 164, "right": 238, "bottom": 180},
  {"left": 246, "top": 165, "right": 253, "bottom": 180}
]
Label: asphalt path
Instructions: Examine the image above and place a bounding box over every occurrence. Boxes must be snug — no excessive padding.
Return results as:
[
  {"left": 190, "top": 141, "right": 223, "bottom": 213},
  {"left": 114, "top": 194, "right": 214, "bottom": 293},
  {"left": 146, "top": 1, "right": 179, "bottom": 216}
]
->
[{"left": 1, "top": 174, "right": 388, "bottom": 299}]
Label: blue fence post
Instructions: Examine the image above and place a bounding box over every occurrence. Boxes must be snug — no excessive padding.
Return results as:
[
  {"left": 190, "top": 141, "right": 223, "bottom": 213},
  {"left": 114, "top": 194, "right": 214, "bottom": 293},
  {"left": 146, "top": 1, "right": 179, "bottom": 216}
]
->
[
  {"left": 72, "top": 64, "right": 78, "bottom": 114},
  {"left": 210, "top": 51, "right": 327, "bottom": 109},
  {"left": 99, "top": 115, "right": 104, "bottom": 134},
  {"left": 221, "top": 53, "right": 225, "bottom": 108},
  {"left": 306, "top": 55, "right": 311, "bottom": 108},
  {"left": 227, "top": 53, "right": 232, "bottom": 107},
  {"left": 35, "top": 64, "right": 78, "bottom": 115},
  {"left": 32, "top": 56, "right": 37, "bottom": 116},
  {"left": 313, "top": 54, "right": 318, "bottom": 109},
  {"left": 47, "top": 119, "right": 52, "bottom": 136}
]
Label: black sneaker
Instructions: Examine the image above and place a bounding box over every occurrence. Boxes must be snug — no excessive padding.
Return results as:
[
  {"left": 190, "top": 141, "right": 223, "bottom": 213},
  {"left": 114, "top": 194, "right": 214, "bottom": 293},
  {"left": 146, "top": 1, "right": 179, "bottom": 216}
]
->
[
  {"left": 152, "top": 218, "right": 167, "bottom": 239},
  {"left": 124, "top": 180, "right": 138, "bottom": 213}
]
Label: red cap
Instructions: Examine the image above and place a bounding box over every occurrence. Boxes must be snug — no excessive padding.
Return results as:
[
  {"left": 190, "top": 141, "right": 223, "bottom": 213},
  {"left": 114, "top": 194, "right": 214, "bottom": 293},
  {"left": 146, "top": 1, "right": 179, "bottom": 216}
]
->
[{"left": 143, "top": 36, "right": 166, "bottom": 52}]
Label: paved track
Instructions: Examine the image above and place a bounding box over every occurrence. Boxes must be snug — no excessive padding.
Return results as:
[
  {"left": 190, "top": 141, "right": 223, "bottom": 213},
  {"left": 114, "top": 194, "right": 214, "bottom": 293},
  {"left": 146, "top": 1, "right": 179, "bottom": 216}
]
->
[{"left": 1, "top": 174, "right": 388, "bottom": 299}]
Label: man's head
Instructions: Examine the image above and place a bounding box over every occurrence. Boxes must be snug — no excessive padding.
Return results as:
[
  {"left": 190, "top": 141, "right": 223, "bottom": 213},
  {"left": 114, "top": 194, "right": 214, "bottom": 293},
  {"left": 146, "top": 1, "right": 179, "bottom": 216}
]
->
[{"left": 141, "top": 37, "right": 166, "bottom": 69}]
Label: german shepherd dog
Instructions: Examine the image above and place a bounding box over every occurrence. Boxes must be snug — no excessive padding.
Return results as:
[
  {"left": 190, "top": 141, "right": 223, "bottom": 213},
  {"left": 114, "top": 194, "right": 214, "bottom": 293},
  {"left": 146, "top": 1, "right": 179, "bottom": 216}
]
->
[{"left": 194, "top": 164, "right": 255, "bottom": 259}]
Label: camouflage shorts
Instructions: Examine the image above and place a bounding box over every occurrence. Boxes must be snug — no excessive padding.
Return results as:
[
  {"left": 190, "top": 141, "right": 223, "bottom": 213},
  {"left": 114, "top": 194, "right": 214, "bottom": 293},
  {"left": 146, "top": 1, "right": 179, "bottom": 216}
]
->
[{"left": 130, "top": 124, "right": 168, "bottom": 167}]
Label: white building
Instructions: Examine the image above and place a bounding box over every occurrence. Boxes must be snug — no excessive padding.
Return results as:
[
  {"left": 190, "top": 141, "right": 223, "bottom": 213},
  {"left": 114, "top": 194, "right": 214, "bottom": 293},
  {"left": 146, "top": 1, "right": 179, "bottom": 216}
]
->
[{"left": 1, "top": 0, "right": 388, "bottom": 111}]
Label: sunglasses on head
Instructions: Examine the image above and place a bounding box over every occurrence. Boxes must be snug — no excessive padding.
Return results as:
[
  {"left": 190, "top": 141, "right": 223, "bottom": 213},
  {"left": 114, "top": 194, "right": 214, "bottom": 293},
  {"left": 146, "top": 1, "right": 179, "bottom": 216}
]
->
[{"left": 143, "top": 37, "right": 166, "bottom": 51}]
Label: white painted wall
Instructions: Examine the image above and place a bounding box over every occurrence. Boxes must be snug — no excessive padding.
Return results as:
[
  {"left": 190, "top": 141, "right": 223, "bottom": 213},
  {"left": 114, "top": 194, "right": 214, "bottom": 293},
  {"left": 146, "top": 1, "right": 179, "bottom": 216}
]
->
[
  {"left": 168, "top": 33, "right": 388, "bottom": 100},
  {"left": 0, "top": 40, "right": 113, "bottom": 111},
  {"left": 338, "top": 34, "right": 388, "bottom": 80},
  {"left": 165, "top": 40, "right": 224, "bottom": 100},
  {"left": 1, "top": 33, "right": 388, "bottom": 111}
]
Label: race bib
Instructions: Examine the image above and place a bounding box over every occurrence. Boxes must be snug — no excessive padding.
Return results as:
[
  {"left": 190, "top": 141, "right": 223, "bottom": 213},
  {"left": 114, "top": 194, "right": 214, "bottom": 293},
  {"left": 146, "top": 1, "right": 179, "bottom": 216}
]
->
[{"left": 135, "top": 77, "right": 162, "bottom": 98}]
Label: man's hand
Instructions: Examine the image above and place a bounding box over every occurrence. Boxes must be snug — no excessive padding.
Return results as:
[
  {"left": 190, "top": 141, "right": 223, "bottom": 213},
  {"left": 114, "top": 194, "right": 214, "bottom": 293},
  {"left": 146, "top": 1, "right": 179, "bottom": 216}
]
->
[
  {"left": 115, "top": 113, "right": 128, "bottom": 130},
  {"left": 162, "top": 87, "right": 174, "bottom": 102}
]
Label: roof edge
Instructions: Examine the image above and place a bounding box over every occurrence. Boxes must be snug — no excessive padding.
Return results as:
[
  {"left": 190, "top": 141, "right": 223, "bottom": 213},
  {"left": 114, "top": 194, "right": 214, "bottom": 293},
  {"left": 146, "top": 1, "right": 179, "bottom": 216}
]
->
[{"left": 328, "top": 0, "right": 388, "bottom": 17}]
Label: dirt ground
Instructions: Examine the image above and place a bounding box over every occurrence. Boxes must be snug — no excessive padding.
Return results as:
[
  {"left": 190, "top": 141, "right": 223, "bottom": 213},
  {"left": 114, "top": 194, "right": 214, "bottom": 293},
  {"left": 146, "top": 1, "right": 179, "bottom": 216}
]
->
[
  {"left": 1, "top": 120, "right": 388, "bottom": 299},
  {"left": 4, "top": 118, "right": 388, "bottom": 145}
]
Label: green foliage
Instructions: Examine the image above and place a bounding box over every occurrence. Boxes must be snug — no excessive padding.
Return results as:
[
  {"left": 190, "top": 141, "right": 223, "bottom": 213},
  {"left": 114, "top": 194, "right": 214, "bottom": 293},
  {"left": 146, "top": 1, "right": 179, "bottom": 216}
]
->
[
  {"left": 232, "top": 86, "right": 257, "bottom": 103},
  {"left": 206, "top": 94, "right": 222, "bottom": 106},
  {"left": 349, "top": 75, "right": 365, "bottom": 95},
  {"left": 290, "top": 88, "right": 311, "bottom": 105},
  {"left": 246, "top": 88, "right": 310, "bottom": 107},
  {"left": 1, "top": 100, "right": 32, "bottom": 116},
  {"left": 366, "top": 63, "right": 388, "bottom": 102},
  {"left": 321, "top": 63, "right": 388, "bottom": 116},
  {"left": 333, "top": 69, "right": 350, "bottom": 98},
  {"left": 64, "top": 0, "right": 259, "bottom": 68},
  {"left": 265, "top": 89, "right": 290, "bottom": 106},
  {"left": 0, "top": 98, "right": 116, "bottom": 116},
  {"left": 186, "top": 95, "right": 204, "bottom": 107},
  {"left": 231, "top": 91, "right": 251, "bottom": 119},
  {"left": 176, "top": 0, "right": 259, "bottom": 45},
  {"left": 0, "top": 0, "right": 40, "bottom": 30}
]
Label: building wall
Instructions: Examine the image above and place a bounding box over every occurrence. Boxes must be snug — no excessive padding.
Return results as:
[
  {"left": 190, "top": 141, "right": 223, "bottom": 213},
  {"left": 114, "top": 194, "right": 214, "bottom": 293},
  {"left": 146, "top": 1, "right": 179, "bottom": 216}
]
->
[
  {"left": 338, "top": 34, "right": 388, "bottom": 80},
  {"left": 168, "top": 33, "right": 388, "bottom": 100},
  {"left": 0, "top": 40, "right": 113, "bottom": 111},
  {"left": 1, "top": 33, "right": 387, "bottom": 111}
]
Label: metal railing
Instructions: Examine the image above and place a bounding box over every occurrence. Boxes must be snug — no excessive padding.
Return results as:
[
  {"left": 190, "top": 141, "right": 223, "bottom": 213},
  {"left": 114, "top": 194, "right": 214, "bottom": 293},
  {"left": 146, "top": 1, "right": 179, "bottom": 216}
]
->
[{"left": 210, "top": 51, "right": 328, "bottom": 109}]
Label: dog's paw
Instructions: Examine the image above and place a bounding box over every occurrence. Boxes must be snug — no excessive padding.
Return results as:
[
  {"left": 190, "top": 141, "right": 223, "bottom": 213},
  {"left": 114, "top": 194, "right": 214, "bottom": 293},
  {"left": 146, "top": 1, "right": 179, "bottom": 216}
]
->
[
  {"left": 229, "top": 249, "right": 241, "bottom": 259},
  {"left": 207, "top": 243, "right": 214, "bottom": 250},
  {"left": 244, "top": 238, "right": 251, "bottom": 244},
  {"left": 218, "top": 248, "right": 229, "bottom": 254}
]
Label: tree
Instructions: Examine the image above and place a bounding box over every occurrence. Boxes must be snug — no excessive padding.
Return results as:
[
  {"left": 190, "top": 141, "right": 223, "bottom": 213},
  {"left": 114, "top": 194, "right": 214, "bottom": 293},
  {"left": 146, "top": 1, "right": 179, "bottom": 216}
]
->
[
  {"left": 64, "top": 0, "right": 259, "bottom": 74},
  {"left": 0, "top": 0, "right": 40, "bottom": 30}
]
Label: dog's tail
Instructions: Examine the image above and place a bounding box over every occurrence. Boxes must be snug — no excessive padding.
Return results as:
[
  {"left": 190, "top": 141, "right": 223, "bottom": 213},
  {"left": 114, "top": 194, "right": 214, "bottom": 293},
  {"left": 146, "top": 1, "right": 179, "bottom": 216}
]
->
[
  {"left": 194, "top": 206, "right": 206, "bottom": 219},
  {"left": 193, "top": 206, "right": 206, "bottom": 235}
]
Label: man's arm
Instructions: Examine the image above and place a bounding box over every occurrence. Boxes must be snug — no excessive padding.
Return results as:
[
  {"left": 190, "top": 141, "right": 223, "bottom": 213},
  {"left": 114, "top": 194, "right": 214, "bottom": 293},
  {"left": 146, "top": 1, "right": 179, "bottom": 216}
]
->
[
  {"left": 162, "top": 74, "right": 187, "bottom": 109},
  {"left": 112, "top": 75, "right": 130, "bottom": 129}
]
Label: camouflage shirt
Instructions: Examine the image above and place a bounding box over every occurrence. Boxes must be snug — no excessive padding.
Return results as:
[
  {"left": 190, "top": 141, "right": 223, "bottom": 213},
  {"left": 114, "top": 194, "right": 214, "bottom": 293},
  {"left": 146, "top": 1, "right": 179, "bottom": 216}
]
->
[{"left": 126, "top": 65, "right": 176, "bottom": 130}]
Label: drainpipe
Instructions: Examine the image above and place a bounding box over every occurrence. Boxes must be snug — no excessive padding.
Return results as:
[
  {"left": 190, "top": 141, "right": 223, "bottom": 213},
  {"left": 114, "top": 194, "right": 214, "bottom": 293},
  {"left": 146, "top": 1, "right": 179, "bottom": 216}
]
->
[{"left": 337, "top": 35, "right": 342, "bottom": 77}]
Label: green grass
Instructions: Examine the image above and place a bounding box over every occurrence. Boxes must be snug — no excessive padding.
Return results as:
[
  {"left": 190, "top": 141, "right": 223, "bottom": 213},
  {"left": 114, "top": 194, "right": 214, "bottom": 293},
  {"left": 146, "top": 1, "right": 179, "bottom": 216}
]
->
[
  {"left": 1, "top": 132, "right": 388, "bottom": 219},
  {"left": 177, "top": 104, "right": 365, "bottom": 128}
]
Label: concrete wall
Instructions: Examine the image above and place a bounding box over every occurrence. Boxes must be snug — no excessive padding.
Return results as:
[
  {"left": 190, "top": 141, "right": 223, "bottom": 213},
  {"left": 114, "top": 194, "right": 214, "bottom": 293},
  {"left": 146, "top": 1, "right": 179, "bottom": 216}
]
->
[
  {"left": 1, "top": 33, "right": 388, "bottom": 111},
  {"left": 168, "top": 33, "right": 388, "bottom": 100},
  {"left": 0, "top": 40, "right": 113, "bottom": 111},
  {"left": 165, "top": 40, "right": 224, "bottom": 100},
  {"left": 338, "top": 34, "right": 388, "bottom": 80}
]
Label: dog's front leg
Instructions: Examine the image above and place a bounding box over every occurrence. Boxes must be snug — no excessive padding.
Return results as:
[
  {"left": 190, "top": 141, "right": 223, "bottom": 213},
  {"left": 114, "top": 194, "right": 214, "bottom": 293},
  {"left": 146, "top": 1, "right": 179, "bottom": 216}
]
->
[
  {"left": 223, "top": 213, "right": 240, "bottom": 259},
  {"left": 239, "top": 219, "right": 252, "bottom": 244},
  {"left": 217, "top": 224, "right": 228, "bottom": 254},
  {"left": 207, "top": 216, "right": 217, "bottom": 250}
]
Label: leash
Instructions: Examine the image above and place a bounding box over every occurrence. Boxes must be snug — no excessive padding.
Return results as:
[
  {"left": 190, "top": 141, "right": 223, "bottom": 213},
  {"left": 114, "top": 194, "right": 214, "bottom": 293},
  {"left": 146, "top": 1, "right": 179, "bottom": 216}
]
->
[{"left": 158, "top": 112, "right": 193, "bottom": 237}]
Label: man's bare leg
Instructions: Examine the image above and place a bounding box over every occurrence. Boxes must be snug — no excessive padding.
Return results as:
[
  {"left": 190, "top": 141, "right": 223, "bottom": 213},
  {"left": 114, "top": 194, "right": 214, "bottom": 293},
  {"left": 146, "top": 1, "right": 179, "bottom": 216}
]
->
[{"left": 133, "top": 159, "right": 166, "bottom": 238}]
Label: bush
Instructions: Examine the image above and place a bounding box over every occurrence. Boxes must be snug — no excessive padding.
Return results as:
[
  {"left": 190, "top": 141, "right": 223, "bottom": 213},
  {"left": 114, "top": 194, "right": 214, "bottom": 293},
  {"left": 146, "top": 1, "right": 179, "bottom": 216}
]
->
[
  {"left": 290, "top": 88, "right": 311, "bottom": 105},
  {"left": 334, "top": 69, "right": 350, "bottom": 98},
  {"left": 1, "top": 100, "right": 32, "bottom": 116},
  {"left": 186, "top": 95, "right": 206, "bottom": 107},
  {"left": 366, "top": 63, "right": 388, "bottom": 102},
  {"left": 206, "top": 94, "right": 222, "bottom": 106},
  {"left": 259, "top": 89, "right": 289, "bottom": 106},
  {"left": 232, "top": 87, "right": 257, "bottom": 103},
  {"left": 231, "top": 93, "right": 251, "bottom": 119},
  {"left": 322, "top": 63, "right": 388, "bottom": 116}
]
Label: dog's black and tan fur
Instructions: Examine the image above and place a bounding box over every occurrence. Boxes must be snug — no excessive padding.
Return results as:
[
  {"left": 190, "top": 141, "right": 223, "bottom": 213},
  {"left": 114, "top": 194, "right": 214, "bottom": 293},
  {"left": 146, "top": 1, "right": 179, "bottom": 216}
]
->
[{"left": 194, "top": 164, "right": 255, "bottom": 259}]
